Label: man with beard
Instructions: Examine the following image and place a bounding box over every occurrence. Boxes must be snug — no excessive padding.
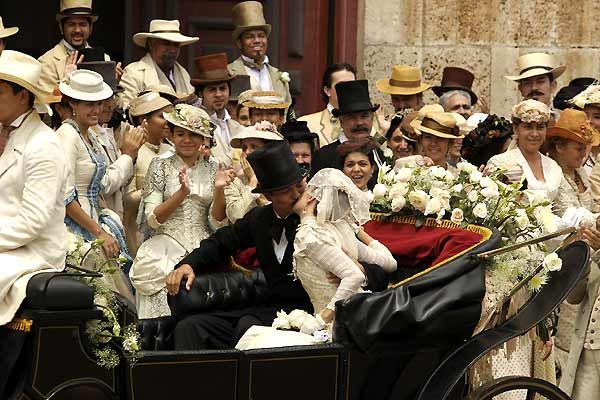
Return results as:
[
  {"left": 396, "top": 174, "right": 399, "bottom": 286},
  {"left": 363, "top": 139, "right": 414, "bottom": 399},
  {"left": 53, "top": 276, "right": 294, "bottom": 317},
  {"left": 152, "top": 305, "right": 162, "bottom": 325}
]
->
[
  {"left": 227, "top": 2, "right": 292, "bottom": 110},
  {"left": 38, "top": 0, "right": 113, "bottom": 95},
  {"left": 505, "top": 52, "right": 566, "bottom": 108},
  {"left": 0, "top": 17, "right": 18, "bottom": 55},
  {"left": 191, "top": 53, "right": 243, "bottom": 166},
  {"left": 310, "top": 80, "right": 381, "bottom": 188},
  {"left": 119, "top": 19, "right": 198, "bottom": 107}
]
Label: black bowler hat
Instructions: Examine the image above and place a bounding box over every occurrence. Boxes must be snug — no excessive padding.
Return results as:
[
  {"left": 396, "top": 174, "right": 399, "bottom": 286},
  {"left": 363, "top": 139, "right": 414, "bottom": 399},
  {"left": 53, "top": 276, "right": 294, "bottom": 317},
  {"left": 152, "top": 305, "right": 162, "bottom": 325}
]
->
[
  {"left": 247, "top": 141, "right": 306, "bottom": 193},
  {"left": 280, "top": 120, "right": 318, "bottom": 143},
  {"left": 332, "top": 79, "right": 379, "bottom": 117}
]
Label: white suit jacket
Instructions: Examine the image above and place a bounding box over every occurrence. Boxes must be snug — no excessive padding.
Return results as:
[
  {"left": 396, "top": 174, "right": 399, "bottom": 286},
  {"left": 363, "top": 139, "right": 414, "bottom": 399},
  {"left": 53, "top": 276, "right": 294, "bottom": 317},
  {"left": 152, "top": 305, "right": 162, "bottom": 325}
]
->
[{"left": 0, "top": 111, "right": 68, "bottom": 325}]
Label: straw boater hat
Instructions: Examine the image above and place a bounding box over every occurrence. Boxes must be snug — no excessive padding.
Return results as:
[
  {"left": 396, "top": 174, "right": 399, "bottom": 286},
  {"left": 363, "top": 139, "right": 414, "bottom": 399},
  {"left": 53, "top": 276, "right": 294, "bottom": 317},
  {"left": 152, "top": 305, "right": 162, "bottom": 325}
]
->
[
  {"left": 511, "top": 99, "right": 551, "bottom": 124},
  {"left": 56, "top": 0, "right": 98, "bottom": 23},
  {"left": 191, "top": 53, "right": 236, "bottom": 86},
  {"left": 129, "top": 91, "right": 172, "bottom": 119},
  {"left": 547, "top": 108, "right": 600, "bottom": 146},
  {"left": 163, "top": 103, "right": 216, "bottom": 139},
  {"left": 376, "top": 65, "right": 431, "bottom": 96},
  {"left": 0, "top": 17, "right": 18, "bottom": 39},
  {"left": 505, "top": 52, "right": 566, "bottom": 82},
  {"left": 242, "top": 90, "right": 290, "bottom": 109},
  {"left": 59, "top": 69, "right": 113, "bottom": 101},
  {"left": 231, "top": 1, "right": 272, "bottom": 40},
  {"left": 133, "top": 19, "right": 199, "bottom": 48},
  {"left": 0, "top": 50, "right": 49, "bottom": 105},
  {"left": 230, "top": 120, "right": 283, "bottom": 148},
  {"left": 432, "top": 67, "right": 478, "bottom": 105},
  {"left": 410, "top": 107, "right": 465, "bottom": 140}
]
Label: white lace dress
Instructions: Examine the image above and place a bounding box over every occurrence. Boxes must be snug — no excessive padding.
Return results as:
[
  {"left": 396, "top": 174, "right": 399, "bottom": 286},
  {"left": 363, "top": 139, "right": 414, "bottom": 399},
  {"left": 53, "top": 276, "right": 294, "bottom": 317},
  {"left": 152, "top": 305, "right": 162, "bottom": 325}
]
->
[{"left": 129, "top": 152, "right": 223, "bottom": 318}]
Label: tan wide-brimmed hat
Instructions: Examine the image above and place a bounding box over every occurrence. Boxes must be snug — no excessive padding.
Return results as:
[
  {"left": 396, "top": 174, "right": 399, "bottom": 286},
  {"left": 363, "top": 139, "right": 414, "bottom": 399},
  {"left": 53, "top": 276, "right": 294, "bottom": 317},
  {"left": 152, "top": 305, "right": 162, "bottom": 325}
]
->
[
  {"left": 163, "top": 103, "right": 216, "bottom": 138},
  {"left": 505, "top": 52, "right": 566, "bottom": 81},
  {"left": 133, "top": 19, "right": 199, "bottom": 48},
  {"left": 547, "top": 108, "right": 600, "bottom": 146},
  {"left": 191, "top": 53, "right": 236, "bottom": 86},
  {"left": 59, "top": 69, "right": 113, "bottom": 101},
  {"left": 410, "top": 109, "right": 465, "bottom": 139},
  {"left": 56, "top": 0, "right": 98, "bottom": 23},
  {"left": 0, "top": 50, "right": 48, "bottom": 104},
  {"left": 230, "top": 120, "right": 283, "bottom": 148},
  {"left": 242, "top": 90, "right": 290, "bottom": 109},
  {"left": 376, "top": 65, "right": 431, "bottom": 96},
  {"left": 129, "top": 91, "right": 172, "bottom": 118},
  {"left": 232, "top": 1, "right": 272, "bottom": 40},
  {"left": 0, "top": 17, "right": 18, "bottom": 39}
]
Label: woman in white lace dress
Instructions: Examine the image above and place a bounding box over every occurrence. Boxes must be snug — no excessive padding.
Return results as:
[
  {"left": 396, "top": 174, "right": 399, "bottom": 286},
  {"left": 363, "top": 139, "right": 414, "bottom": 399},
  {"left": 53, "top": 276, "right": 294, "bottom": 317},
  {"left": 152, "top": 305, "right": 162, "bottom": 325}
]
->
[
  {"left": 292, "top": 168, "right": 397, "bottom": 332},
  {"left": 129, "top": 104, "right": 234, "bottom": 319}
]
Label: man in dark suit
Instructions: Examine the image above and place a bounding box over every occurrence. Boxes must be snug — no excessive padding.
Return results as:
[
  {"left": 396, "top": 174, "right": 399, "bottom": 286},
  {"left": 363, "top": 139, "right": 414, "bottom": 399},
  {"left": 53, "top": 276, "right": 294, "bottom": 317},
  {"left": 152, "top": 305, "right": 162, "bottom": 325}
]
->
[
  {"left": 311, "top": 79, "right": 382, "bottom": 188},
  {"left": 167, "top": 141, "right": 388, "bottom": 350}
]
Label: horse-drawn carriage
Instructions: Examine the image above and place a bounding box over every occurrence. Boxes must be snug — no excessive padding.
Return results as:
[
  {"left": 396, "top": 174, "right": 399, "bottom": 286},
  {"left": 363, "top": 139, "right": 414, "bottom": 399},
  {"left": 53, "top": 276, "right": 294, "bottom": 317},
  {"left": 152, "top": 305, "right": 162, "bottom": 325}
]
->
[{"left": 1, "top": 218, "right": 589, "bottom": 400}]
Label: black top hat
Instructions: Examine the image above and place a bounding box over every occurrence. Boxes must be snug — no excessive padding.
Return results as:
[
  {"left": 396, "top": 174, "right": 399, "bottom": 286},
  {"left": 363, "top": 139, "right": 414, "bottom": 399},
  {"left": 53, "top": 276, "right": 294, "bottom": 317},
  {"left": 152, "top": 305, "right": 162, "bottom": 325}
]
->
[
  {"left": 280, "top": 120, "right": 318, "bottom": 143},
  {"left": 332, "top": 80, "right": 379, "bottom": 117},
  {"left": 432, "top": 67, "right": 478, "bottom": 105},
  {"left": 77, "top": 60, "right": 123, "bottom": 93},
  {"left": 247, "top": 141, "right": 306, "bottom": 193}
]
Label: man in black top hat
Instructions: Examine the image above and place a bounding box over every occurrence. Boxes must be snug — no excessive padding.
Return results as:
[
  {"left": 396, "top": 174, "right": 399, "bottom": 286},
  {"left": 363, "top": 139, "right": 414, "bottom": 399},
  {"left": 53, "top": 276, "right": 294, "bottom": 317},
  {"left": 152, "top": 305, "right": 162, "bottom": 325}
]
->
[
  {"left": 281, "top": 120, "right": 319, "bottom": 175},
  {"left": 310, "top": 80, "right": 381, "bottom": 185}
]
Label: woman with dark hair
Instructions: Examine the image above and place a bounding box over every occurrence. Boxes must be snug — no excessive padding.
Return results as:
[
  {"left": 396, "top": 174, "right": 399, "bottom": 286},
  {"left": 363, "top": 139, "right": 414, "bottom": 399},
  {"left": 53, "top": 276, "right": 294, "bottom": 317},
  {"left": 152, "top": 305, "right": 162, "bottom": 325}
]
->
[
  {"left": 385, "top": 114, "right": 416, "bottom": 162},
  {"left": 336, "top": 137, "right": 377, "bottom": 191}
]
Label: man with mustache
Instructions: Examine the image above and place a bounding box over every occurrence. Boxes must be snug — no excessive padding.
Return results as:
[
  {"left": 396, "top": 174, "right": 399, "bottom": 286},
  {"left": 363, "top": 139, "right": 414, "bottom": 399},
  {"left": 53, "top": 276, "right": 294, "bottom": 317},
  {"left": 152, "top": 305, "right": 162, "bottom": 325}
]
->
[
  {"left": 119, "top": 19, "right": 198, "bottom": 107},
  {"left": 506, "top": 52, "right": 566, "bottom": 108},
  {"left": 310, "top": 80, "right": 382, "bottom": 189},
  {"left": 227, "top": 2, "right": 292, "bottom": 114},
  {"left": 38, "top": 0, "right": 113, "bottom": 94}
]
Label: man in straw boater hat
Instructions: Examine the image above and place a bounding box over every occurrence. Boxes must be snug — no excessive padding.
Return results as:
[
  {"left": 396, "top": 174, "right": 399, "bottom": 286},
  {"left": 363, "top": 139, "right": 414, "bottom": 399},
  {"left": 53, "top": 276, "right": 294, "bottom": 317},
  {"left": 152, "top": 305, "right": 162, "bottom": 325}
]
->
[
  {"left": 505, "top": 52, "right": 566, "bottom": 108},
  {"left": 191, "top": 53, "right": 243, "bottom": 166},
  {"left": 0, "top": 16, "right": 18, "bottom": 55},
  {"left": 119, "top": 19, "right": 198, "bottom": 107},
  {"left": 241, "top": 89, "right": 290, "bottom": 129},
  {"left": 227, "top": 1, "right": 292, "bottom": 110},
  {"left": 311, "top": 79, "right": 381, "bottom": 188},
  {"left": 376, "top": 64, "right": 430, "bottom": 115},
  {"left": 166, "top": 140, "right": 313, "bottom": 349},
  {"left": 0, "top": 50, "right": 68, "bottom": 396},
  {"left": 38, "top": 0, "right": 114, "bottom": 95}
]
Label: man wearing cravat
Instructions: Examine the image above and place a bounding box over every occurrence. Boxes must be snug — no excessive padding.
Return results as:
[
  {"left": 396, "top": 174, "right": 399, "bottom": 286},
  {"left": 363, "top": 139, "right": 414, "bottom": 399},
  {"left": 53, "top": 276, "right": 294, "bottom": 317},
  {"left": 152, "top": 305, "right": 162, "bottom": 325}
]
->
[{"left": 227, "top": 2, "right": 292, "bottom": 108}]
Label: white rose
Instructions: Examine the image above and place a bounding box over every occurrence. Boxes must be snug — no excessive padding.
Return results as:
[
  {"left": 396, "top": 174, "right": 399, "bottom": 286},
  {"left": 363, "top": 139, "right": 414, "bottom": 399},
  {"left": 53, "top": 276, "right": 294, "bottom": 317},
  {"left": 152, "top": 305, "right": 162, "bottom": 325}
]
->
[
  {"left": 543, "top": 252, "right": 562, "bottom": 272},
  {"left": 451, "top": 208, "right": 464, "bottom": 224},
  {"left": 280, "top": 71, "right": 291, "bottom": 83},
  {"left": 372, "top": 184, "right": 388, "bottom": 199},
  {"left": 396, "top": 167, "right": 412, "bottom": 183},
  {"left": 424, "top": 197, "right": 443, "bottom": 216},
  {"left": 408, "top": 190, "right": 430, "bottom": 212},
  {"left": 470, "top": 170, "right": 483, "bottom": 183},
  {"left": 467, "top": 189, "right": 478, "bottom": 202},
  {"left": 385, "top": 169, "right": 396, "bottom": 182},
  {"left": 452, "top": 184, "right": 463, "bottom": 193},
  {"left": 457, "top": 161, "right": 477, "bottom": 173},
  {"left": 473, "top": 202, "right": 488, "bottom": 219},
  {"left": 389, "top": 183, "right": 409, "bottom": 198},
  {"left": 444, "top": 170, "right": 455, "bottom": 183},
  {"left": 514, "top": 209, "right": 529, "bottom": 230},
  {"left": 383, "top": 147, "right": 394, "bottom": 159},
  {"left": 430, "top": 187, "right": 451, "bottom": 209},
  {"left": 479, "top": 177, "right": 494, "bottom": 188},
  {"left": 534, "top": 205, "right": 557, "bottom": 233},
  {"left": 480, "top": 185, "right": 499, "bottom": 199},
  {"left": 430, "top": 166, "right": 447, "bottom": 179},
  {"left": 391, "top": 195, "right": 406, "bottom": 212}
]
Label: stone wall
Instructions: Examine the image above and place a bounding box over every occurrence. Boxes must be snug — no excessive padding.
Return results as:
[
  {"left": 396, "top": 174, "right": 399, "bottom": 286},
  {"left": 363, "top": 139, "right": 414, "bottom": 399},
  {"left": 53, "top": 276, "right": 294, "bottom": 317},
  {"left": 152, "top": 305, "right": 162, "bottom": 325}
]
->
[{"left": 357, "top": 0, "right": 600, "bottom": 117}]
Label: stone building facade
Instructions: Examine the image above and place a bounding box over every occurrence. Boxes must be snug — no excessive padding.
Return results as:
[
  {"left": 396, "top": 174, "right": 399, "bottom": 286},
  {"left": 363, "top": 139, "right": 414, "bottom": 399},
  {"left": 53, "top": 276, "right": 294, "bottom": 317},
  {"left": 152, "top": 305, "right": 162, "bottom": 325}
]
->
[{"left": 357, "top": 0, "right": 600, "bottom": 117}]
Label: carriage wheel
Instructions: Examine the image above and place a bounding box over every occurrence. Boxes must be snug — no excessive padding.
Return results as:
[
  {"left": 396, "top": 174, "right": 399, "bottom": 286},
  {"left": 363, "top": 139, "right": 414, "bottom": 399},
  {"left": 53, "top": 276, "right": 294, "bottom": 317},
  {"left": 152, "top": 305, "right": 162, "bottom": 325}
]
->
[{"left": 467, "top": 376, "right": 571, "bottom": 400}]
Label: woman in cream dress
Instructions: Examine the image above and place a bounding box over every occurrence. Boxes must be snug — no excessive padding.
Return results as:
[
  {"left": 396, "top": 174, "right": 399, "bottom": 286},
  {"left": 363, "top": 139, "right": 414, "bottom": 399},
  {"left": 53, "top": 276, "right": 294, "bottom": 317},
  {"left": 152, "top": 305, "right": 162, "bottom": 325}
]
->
[{"left": 130, "top": 104, "right": 234, "bottom": 319}]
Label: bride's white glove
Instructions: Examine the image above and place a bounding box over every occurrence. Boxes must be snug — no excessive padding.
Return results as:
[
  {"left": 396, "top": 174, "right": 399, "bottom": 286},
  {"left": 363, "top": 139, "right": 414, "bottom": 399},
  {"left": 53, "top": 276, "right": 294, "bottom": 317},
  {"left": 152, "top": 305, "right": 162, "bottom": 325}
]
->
[{"left": 300, "top": 314, "right": 326, "bottom": 335}]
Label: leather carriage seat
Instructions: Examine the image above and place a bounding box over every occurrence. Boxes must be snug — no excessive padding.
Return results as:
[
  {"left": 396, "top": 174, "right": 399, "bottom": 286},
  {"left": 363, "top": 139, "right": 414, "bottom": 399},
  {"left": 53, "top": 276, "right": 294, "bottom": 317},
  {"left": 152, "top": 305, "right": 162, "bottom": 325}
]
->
[{"left": 21, "top": 272, "right": 94, "bottom": 310}]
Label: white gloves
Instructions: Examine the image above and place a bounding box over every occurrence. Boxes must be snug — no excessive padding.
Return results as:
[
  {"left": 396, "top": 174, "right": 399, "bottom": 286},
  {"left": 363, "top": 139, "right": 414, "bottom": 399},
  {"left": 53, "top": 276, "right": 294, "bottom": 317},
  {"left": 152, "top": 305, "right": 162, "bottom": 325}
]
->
[{"left": 272, "top": 309, "right": 327, "bottom": 336}]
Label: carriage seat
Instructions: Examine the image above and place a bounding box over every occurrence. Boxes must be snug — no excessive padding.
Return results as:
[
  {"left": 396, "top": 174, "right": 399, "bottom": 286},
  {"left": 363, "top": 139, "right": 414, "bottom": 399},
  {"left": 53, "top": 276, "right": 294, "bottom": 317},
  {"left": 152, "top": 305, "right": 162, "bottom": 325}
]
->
[
  {"left": 21, "top": 272, "right": 94, "bottom": 311},
  {"left": 139, "top": 268, "right": 268, "bottom": 350}
]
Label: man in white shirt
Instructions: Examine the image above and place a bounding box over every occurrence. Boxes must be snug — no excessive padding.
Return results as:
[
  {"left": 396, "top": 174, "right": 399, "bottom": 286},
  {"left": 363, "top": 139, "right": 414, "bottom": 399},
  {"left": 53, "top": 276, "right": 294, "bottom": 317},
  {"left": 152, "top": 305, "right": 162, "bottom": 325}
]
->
[
  {"left": 191, "top": 53, "right": 243, "bottom": 166},
  {"left": 227, "top": 1, "right": 292, "bottom": 108}
]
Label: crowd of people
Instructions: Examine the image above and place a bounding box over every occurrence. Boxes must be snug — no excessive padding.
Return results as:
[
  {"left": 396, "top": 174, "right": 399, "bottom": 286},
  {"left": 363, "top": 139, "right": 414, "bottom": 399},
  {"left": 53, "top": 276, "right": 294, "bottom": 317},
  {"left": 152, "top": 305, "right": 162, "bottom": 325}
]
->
[{"left": 3, "top": 0, "right": 600, "bottom": 398}]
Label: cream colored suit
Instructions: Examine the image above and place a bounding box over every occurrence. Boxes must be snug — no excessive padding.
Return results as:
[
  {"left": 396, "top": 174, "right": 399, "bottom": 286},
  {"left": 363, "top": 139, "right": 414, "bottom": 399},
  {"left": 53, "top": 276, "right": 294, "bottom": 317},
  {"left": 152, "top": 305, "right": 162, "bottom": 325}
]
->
[
  {"left": 0, "top": 112, "right": 68, "bottom": 325},
  {"left": 212, "top": 118, "right": 243, "bottom": 166},
  {"left": 119, "top": 53, "right": 194, "bottom": 107},
  {"left": 38, "top": 42, "right": 110, "bottom": 95},
  {"left": 228, "top": 57, "right": 291, "bottom": 105}
]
